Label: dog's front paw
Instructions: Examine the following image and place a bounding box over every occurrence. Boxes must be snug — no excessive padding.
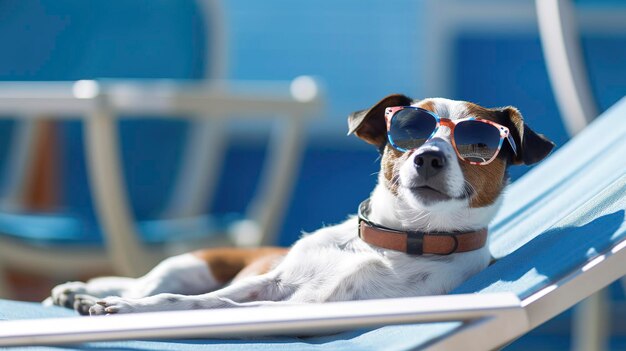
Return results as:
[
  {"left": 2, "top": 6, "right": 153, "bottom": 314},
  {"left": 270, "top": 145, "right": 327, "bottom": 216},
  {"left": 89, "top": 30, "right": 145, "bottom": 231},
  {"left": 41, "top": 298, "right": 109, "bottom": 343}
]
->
[
  {"left": 89, "top": 297, "right": 135, "bottom": 316},
  {"left": 72, "top": 294, "right": 98, "bottom": 315},
  {"left": 50, "top": 281, "right": 88, "bottom": 309}
]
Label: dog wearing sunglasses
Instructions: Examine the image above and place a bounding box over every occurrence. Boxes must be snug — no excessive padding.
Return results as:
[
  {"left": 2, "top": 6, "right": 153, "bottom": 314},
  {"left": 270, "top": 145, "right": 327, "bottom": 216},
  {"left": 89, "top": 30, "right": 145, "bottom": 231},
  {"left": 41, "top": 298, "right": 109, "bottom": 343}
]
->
[{"left": 48, "top": 94, "right": 554, "bottom": 315}]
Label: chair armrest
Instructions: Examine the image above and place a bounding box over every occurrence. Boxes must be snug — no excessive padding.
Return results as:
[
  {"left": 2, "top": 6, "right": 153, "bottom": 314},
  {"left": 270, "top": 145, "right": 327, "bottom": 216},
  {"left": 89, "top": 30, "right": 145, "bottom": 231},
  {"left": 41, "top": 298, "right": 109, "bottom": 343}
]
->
[
  {"left": 0, "top": 292, "right": 528, "bottom": 349},
  {"left": 105, "top": 78, "right": 323, "bottom": 117},
  {"left": 0, "top": 79, "right": 323, "bottom": 118}
]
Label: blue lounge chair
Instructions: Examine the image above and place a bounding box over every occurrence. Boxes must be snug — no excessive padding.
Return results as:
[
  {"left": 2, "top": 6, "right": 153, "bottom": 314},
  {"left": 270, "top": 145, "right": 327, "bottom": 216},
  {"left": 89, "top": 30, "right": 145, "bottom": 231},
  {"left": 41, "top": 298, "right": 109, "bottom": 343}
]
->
[{"left": 0, "top": 93, "right": 624, "bottom": 350}]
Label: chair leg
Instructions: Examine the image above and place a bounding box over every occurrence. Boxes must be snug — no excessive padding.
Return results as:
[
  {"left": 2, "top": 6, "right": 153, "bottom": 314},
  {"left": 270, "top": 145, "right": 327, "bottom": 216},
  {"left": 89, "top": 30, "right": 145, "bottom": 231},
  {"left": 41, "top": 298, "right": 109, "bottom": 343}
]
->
[
  {"left": 245, "top": 117, "right": 305, "bottom": 246},
  {"left": 0, "top": 266, "right": 13, "bottom": 299},
  {"left": 84, "top": 103, "right": 153, "bottom": 277},
  {"left": 572, "top": 287, "right": 609, "bottom": 351}
]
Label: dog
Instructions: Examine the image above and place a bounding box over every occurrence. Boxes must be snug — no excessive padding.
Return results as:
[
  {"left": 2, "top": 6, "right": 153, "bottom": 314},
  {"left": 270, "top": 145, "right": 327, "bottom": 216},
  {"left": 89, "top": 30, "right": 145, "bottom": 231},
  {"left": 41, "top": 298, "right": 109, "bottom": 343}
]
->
[{"left": 48, "top": 94, "right": 554, "bottom": 315}]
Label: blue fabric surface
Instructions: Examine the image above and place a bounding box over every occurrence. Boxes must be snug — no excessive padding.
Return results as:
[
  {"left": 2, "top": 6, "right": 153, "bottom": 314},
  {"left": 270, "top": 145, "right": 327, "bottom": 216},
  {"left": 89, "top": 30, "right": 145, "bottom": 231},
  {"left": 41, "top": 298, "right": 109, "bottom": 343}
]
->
[
  {"left": 0, "top": 98, "right": 624, "bottom": 349},
  {"left": 0, "top": 212, "right": 239, "bottom": 245},
  {"left": 456, "top": 175, "right": 626, "bottom": 298},
  {"left": 489, "top": 97, "right": 626, "bottom": 259}
]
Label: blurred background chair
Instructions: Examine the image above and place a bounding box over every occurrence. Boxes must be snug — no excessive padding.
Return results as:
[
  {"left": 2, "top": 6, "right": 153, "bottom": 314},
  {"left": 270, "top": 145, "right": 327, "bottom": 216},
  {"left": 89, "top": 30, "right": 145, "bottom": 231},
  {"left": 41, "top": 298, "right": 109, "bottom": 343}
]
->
[
  {"left": 0, "top": 0, "right": 624, "bottom": 349},
  {"left": 0, "top": 0, "right": 322, "bottom": 298}
]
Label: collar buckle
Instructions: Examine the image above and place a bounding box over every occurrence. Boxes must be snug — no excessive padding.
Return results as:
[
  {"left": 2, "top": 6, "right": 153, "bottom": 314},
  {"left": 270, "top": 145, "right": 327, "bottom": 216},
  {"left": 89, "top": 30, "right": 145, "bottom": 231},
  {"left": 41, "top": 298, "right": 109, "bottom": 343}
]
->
[{"left": 405, "top": 231, "right": 424, "bottom": 255}]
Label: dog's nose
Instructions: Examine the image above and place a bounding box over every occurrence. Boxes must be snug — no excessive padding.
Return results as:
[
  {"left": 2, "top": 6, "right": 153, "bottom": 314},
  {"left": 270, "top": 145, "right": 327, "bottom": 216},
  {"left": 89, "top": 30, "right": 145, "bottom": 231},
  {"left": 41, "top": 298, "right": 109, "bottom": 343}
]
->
[{"left": 414, "top": 150, "right": 446, "bottom": 178}]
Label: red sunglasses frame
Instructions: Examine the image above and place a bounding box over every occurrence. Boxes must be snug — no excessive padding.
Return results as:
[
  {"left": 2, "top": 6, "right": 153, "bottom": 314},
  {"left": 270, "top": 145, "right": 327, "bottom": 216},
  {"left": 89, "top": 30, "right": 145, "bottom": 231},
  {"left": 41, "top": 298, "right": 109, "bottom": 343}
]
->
[{"left": 384, "top": 106, "right": 518, "bottom": 166}]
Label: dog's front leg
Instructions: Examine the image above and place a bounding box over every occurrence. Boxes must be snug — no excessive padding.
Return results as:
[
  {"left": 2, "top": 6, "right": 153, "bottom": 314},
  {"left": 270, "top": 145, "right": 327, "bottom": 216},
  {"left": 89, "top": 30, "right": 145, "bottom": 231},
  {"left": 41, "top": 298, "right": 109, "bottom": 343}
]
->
[{"left": 89, "top": 272, "right": 292, "bottom": 315}]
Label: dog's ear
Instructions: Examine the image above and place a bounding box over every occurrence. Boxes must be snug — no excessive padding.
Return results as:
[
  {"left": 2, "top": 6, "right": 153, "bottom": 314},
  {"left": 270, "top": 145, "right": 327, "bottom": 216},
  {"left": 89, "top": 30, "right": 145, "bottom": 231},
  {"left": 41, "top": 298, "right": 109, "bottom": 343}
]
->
[
  {"left": 498, "top": 106, "right": 555, "bottom": 165},
  {"left": 347, "top": 94, "right": 413, "bottom": 147}
]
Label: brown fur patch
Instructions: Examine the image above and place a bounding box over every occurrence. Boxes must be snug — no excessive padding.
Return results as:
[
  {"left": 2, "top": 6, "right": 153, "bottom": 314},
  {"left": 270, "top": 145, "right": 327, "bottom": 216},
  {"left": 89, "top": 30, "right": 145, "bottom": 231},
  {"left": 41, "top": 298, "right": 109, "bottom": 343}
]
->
[
  {"left": 381, "top": 146, "right": 408, "bottom": 195},
  {"left": 464, "top": 103, "right": 499, "bottom": 122},
  {"left": 193, "top": 247, "right": 288, "bottom": 283},
  {"left": 460, "top": 158, "right": 506, "bottom": 207},
  {"left": 416, "top": 100, "right": 436, "bottom": 113}
]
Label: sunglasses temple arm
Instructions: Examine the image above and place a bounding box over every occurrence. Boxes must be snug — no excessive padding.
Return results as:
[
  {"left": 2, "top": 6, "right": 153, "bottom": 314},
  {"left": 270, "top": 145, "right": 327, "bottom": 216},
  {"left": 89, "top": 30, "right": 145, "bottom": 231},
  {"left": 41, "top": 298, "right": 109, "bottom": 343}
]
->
[{"left": 506, "top": 134, "right": 518, "bottom": 155}]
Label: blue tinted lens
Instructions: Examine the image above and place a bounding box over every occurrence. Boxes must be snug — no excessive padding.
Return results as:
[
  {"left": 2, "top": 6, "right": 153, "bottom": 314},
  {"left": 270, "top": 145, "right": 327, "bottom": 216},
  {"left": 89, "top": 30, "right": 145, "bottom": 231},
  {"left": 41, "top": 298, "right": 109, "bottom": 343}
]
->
[
  {"left": 454, "top": 120, "right": 501, "bottom": 163},
  {"left": 389, "top": 109, "right": 437, "bottom": 151}
]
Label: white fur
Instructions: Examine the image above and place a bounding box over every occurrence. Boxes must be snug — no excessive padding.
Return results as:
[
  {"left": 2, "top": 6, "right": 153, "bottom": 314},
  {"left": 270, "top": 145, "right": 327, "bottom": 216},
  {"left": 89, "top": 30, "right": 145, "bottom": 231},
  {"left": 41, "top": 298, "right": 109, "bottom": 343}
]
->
[{"left": 49, "top": 98, "right": 501, "bottom": 316}]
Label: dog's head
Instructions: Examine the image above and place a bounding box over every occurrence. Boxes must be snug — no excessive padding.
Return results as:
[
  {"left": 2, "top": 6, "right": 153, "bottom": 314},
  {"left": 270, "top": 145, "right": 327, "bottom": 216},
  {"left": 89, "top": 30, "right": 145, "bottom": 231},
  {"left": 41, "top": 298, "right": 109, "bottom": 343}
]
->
[{"left": 349, "top": 94, "right": 554, "bottom": 227}]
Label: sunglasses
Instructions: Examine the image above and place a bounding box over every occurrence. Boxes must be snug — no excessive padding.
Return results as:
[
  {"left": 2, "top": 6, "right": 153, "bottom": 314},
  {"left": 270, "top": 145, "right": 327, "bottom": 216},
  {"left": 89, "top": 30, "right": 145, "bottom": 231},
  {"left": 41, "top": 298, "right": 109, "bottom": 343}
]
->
[{"left": 384, "top": 106, "right": 517, "bottom": 165}]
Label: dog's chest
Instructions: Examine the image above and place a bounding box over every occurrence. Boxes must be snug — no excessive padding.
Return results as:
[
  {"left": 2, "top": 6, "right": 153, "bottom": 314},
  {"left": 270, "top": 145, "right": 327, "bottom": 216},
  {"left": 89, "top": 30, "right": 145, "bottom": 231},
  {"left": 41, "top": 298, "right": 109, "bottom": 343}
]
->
[{"left": 277, "top": 218, "right": 490, "bottom": 302}]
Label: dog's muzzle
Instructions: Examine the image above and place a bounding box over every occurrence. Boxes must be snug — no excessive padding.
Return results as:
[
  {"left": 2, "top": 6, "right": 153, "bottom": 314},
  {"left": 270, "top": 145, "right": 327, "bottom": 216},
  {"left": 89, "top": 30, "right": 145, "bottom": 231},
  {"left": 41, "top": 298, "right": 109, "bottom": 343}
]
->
[{"left": 404, "top": 139, "right": 457, "bottom": 202}]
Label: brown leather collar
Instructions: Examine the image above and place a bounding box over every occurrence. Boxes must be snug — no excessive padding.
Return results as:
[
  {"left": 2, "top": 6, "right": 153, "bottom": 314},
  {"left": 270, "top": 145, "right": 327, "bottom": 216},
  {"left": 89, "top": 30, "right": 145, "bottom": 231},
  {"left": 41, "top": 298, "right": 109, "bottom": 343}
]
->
[{"left": 357, "top": 199, "right": 488, "bottom": 255}]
